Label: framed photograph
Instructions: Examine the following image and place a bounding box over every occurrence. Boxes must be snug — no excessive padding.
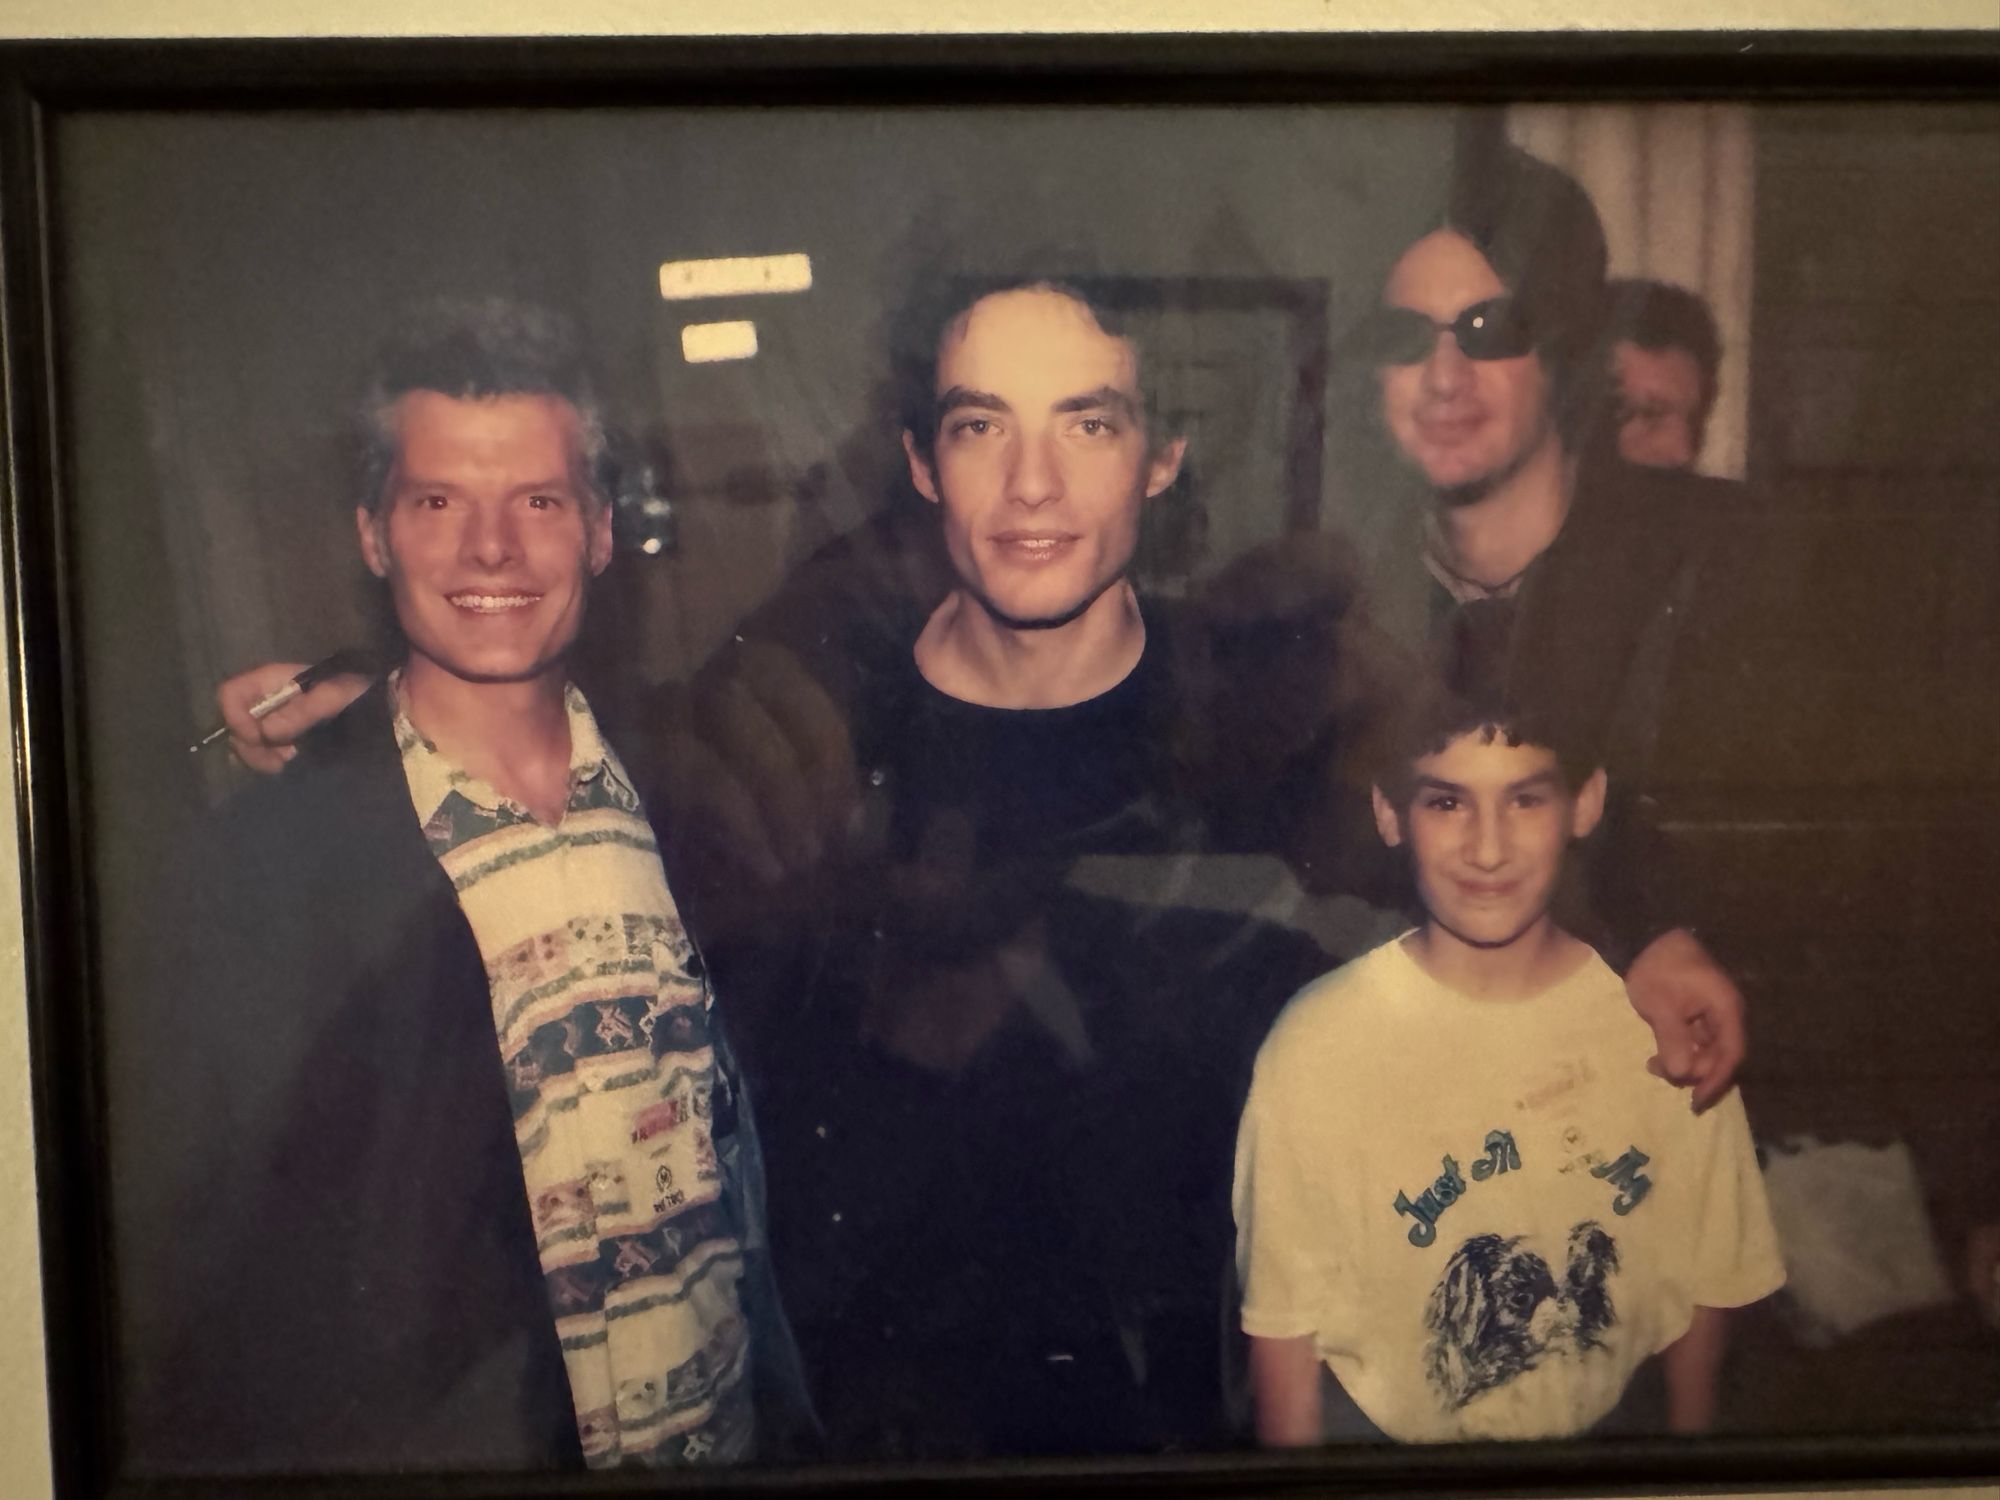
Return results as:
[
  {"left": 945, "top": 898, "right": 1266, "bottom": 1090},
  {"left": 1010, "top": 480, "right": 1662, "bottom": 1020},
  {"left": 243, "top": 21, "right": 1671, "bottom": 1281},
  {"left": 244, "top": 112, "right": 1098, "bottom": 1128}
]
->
[{"left": 4, "top": 32, "right": 1997, "bottom": 1499}]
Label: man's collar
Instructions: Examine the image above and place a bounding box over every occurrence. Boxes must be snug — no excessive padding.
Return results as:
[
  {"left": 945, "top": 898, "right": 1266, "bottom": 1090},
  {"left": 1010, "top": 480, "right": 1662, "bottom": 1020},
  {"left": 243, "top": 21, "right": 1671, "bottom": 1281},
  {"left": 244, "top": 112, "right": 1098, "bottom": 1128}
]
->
[
  {"left": 1421, "top": 512, "right": 1532, "bottom": 603},
  {"left": 1420, "top": 449, "right": 1583, "bottom": 604},
  {"left": 391, "top": 671, "right": 613, "bottom": 826}
]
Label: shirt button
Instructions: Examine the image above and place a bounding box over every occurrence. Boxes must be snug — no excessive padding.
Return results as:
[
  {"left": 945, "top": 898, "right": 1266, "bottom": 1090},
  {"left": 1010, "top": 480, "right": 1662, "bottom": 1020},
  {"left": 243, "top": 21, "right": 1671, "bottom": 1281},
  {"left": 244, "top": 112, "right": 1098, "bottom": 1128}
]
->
[
  {"left": 830, "top": 1211, "right": 843, "bottom": 1224},
  {"left": 867, "top": 767, "right": 887, "bottom": 788}
]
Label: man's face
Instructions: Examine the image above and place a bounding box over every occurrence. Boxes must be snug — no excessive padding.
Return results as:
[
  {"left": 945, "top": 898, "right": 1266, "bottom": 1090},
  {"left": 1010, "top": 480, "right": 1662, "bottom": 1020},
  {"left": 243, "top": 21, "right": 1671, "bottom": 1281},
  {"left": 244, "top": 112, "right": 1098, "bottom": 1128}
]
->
[
  {"left": 1614, "top": 340, "right": 1705, "bottom": 470},
  {"left": 356, "top": 390, "right": 612, "bottom": 689},
  {"left": 1372, "top": 729, "right": 1605, "bottom": 952},
  {"left": 903, "top": 286, "right": 1185, "bottom": 629},
  {"left": 1378, "top": 230, "right": 1559, "bottom": 496}
]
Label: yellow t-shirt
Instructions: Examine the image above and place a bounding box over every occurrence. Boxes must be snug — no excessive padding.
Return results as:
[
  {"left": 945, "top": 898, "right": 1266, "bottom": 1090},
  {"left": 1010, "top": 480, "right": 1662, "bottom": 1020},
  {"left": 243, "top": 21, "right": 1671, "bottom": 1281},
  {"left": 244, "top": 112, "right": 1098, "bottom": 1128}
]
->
[{"left": 1234, "top": 935, "right": 1784, "bottom": 1442}]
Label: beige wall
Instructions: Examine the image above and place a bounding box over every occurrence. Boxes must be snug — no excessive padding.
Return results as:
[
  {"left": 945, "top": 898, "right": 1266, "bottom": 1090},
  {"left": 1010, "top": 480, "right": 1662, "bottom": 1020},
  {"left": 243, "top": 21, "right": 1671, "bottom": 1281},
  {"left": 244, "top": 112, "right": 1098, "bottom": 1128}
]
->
[{"left": 2, "top": 5, "right": 1992, "bottom": 1500}]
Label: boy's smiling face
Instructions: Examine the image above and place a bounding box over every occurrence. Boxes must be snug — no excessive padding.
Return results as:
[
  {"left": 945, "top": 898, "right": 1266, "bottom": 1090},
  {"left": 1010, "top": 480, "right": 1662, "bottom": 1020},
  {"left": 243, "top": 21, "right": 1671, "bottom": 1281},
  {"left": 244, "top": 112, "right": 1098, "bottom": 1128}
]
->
[{"left": 1372, "top": 728, "right": 1606, "bottom": 953}]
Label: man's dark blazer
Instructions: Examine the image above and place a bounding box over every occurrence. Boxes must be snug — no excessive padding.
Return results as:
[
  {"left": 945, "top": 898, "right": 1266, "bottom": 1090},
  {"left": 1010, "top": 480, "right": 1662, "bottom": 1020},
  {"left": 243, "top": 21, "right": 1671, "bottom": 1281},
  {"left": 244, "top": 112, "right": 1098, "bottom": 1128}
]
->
[{"left": 121, "top": 681, "right": 581, "bottom": 1473}]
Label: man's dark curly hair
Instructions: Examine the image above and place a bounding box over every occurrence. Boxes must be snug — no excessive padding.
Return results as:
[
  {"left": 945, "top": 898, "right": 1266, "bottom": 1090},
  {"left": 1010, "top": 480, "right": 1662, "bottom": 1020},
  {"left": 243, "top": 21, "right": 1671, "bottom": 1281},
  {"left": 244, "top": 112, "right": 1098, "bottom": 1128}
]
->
[{"left": 888, "top": 266, "right": 1184, "bottom": 469}]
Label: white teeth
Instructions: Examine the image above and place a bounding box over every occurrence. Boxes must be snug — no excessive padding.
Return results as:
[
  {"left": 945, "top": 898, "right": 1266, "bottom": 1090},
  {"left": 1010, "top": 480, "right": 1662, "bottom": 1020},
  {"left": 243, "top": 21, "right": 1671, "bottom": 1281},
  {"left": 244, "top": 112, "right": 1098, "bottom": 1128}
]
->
[{"left": 449, "top": 593, "right": 540, "bottom": 612}]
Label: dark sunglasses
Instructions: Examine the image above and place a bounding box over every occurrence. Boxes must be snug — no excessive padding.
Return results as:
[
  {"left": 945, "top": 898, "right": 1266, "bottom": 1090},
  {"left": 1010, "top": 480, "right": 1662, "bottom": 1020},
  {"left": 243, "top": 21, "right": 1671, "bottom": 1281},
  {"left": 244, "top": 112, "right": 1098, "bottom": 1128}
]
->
[{"left": 1348, "top": 296, "right": 1538, "bottom": 365}]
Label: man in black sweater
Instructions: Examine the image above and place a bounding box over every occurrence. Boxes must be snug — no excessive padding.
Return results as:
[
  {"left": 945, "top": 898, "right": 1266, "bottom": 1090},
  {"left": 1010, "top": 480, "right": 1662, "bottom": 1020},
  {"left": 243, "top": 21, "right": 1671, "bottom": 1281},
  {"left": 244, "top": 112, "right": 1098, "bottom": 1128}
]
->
[{"left": 665, "top": 275, "right": 1340, "bottom": 1457}]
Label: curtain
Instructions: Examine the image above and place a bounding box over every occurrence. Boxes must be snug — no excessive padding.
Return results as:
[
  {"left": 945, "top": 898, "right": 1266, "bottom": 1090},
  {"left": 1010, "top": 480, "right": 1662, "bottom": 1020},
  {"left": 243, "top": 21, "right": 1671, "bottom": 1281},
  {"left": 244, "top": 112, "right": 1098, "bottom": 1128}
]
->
[{"left": 1509, "top": 105, "right": 1754, "bottom": 479}]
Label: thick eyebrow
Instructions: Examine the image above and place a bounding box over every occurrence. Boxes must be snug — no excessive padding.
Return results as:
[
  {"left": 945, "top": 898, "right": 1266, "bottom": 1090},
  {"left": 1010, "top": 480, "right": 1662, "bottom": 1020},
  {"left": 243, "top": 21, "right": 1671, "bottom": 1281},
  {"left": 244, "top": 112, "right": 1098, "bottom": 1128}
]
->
[
  {"left": 932, "top": 384, "right": 1141, "bottom": 424},
  {"left": 1052, "top": 386, "right": 1140, "bottom": 420},
  {"left": 935, "top": 386, "right": 1013, "bottom": 420},
  {"left": 1411, "top": 770, "right": 1563, "bottom": 796},
  {"left": 1507, "top": 770, "right": 1563, "bottom": 795}
]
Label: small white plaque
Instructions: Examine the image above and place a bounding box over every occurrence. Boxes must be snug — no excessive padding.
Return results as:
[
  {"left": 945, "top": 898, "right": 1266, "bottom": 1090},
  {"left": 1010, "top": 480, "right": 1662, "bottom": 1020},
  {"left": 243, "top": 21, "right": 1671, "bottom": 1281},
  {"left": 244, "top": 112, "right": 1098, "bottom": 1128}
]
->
[{"left": 680, "top": 320, "right": 759, "bottom": 364}]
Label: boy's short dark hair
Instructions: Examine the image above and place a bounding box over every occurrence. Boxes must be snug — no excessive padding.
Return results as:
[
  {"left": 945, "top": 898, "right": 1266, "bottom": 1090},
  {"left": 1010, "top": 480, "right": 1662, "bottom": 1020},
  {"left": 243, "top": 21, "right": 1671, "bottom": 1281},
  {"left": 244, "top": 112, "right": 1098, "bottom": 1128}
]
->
[
  {"left": 354, "top": 296, "right": 614, "bottom": 513},
  {"left": 1373, "top": 674, "right": 1600, "bottom": 811}
]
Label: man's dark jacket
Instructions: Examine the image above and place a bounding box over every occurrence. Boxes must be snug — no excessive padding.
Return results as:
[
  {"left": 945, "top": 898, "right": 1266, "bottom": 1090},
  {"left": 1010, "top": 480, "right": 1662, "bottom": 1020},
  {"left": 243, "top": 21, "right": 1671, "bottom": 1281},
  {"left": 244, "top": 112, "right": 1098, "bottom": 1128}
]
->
[{"left": 123, "top": 682, "right": 580, "bottom": 1472}]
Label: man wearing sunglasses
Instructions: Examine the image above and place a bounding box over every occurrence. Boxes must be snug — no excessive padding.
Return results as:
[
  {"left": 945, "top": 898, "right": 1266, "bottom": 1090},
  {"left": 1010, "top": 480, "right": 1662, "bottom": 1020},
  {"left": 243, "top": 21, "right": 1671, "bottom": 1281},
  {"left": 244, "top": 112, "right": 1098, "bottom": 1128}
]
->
[{"left": 1306, "top": 141, "right": 1747, "bottom": 1085}]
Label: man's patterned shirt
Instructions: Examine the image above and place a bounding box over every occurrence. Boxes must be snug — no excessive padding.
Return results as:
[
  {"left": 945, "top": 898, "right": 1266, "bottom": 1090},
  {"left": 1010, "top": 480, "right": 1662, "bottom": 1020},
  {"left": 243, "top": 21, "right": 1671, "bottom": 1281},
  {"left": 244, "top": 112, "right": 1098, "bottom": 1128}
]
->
[{"left": 393, "top": 678, "right": 751, "bottom": 1466}]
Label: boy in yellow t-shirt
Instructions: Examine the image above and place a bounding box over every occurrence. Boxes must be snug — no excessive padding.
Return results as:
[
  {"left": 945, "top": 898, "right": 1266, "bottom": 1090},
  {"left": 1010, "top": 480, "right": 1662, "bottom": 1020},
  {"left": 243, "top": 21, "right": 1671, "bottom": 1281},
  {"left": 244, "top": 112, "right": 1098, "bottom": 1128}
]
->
[{"left": 1233, "top": 686, "right": 1783, "bottom": 1444}]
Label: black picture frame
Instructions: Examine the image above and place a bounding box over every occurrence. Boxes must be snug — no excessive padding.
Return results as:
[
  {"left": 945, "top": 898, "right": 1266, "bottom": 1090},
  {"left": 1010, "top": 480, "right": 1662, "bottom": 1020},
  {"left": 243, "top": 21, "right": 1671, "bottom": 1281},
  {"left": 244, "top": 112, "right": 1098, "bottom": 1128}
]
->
[{"left": 4, "top": 30, "right": 1997, "bottom": 1500}]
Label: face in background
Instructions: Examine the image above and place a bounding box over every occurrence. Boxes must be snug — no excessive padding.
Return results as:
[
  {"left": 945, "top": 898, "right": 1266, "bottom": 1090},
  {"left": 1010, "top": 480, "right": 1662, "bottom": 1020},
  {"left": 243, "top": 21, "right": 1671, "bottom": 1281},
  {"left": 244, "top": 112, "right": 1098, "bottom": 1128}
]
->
[
  {"left": 1372, "top": 729, "right": 1606, "bottom": 952},
  {"left": 1378, "top": 229, "right": 1561, "bottom": 498},
  {"left": 903, "top": 286, "right": 1185, "bottom": 630},
  {"left": 1614, "top": 340, "right": 1706, "bottom": 470},
  {"left": 357, "top": 390, "right": 612, "bottom": 691}
]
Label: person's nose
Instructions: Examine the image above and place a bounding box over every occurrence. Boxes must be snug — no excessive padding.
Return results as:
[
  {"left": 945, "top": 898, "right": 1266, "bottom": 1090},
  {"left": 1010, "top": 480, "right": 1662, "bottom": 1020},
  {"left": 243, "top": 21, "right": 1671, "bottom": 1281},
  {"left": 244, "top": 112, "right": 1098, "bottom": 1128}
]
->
[
  {"left": 1420, "top": 331, "right": 1475, "bottom": 398},
  {"left": 1466, "top": 802, "right": 1507, "bottom": 872},
  {"left": 1006, "top": 430, "right": 1063, "bottom": 511},
  {"left": 459, "top": 502, "right": 521, "bottom": 569}
]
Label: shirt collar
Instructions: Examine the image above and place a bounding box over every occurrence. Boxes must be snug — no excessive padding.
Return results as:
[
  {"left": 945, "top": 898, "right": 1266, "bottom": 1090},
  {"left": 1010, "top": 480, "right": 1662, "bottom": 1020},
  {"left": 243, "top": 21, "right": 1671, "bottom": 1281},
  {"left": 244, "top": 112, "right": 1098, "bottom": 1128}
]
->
[
  {"left": 391, "top": 671, "right": 617, "bottom": 827},
  {"left": 1421, "top": 512, "right": 1536, "bottom": 604}
]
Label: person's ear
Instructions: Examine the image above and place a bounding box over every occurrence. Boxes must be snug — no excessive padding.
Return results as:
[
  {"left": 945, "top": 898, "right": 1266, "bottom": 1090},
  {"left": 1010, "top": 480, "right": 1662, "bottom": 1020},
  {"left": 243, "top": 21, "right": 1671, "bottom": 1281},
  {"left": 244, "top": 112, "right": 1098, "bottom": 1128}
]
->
[
  {"left": 586, "top": 496, "right": 614, "bottom": 577},
  {"left": 1371, "top": 783, "right": 1405, "bottom": 848},
  {"left": 355, "top": 505, "right": 390, "bottom": 579},
  {"left": 903, "top": 431, "right": 941, "bottom": 505},
  {"left": 1144, "top": 434, "right": 1188, "bottom": 498},
  {"left": 1571, "top": 767, "right": 1608, "bottom": 839}
]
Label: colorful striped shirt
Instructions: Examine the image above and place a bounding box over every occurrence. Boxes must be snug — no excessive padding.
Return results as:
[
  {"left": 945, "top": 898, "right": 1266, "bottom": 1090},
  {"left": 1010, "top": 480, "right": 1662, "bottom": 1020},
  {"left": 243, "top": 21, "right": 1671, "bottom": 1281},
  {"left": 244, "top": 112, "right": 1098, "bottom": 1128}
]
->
[{"left": 393, "top": 677, "right": 752, "bottom": 1466}]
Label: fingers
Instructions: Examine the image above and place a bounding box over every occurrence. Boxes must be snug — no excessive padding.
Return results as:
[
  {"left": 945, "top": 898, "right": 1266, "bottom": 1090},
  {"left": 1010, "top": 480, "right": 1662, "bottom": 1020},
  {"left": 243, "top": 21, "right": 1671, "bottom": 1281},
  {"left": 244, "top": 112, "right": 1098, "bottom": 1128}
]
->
[
  {"left": 732, "top": 643, "right": 860, "bottom": 848},
  {"left": 1687, "top": 1008, "right": 1743, "bottom": 1112},
  {"left": 655, "top": 729, "right": 787, "bottom": 887},
  {"left": 708, "top": 675, "right": 823, "bottom": 874},
  {"left": 1643, "top": 1005, "right": 1699, "bottom": 1091},
  {"left": 659, "top": 643, "right": 865, "bottom": 888},
  {"left": 656, "top": 648, "right": 868, "bottom": 892},
  {"left": 218, "top": 662, "right": 309, "bottom": 774},
  {"left": 1646, "top": 1010, "right": 1737, "bottom": 1112},
  {"left": 1626, "top": 927, "right": 1749, "bottom": 1111},
  {"left": 217, "top": 663, "right": 371, "bottom": 774}
]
